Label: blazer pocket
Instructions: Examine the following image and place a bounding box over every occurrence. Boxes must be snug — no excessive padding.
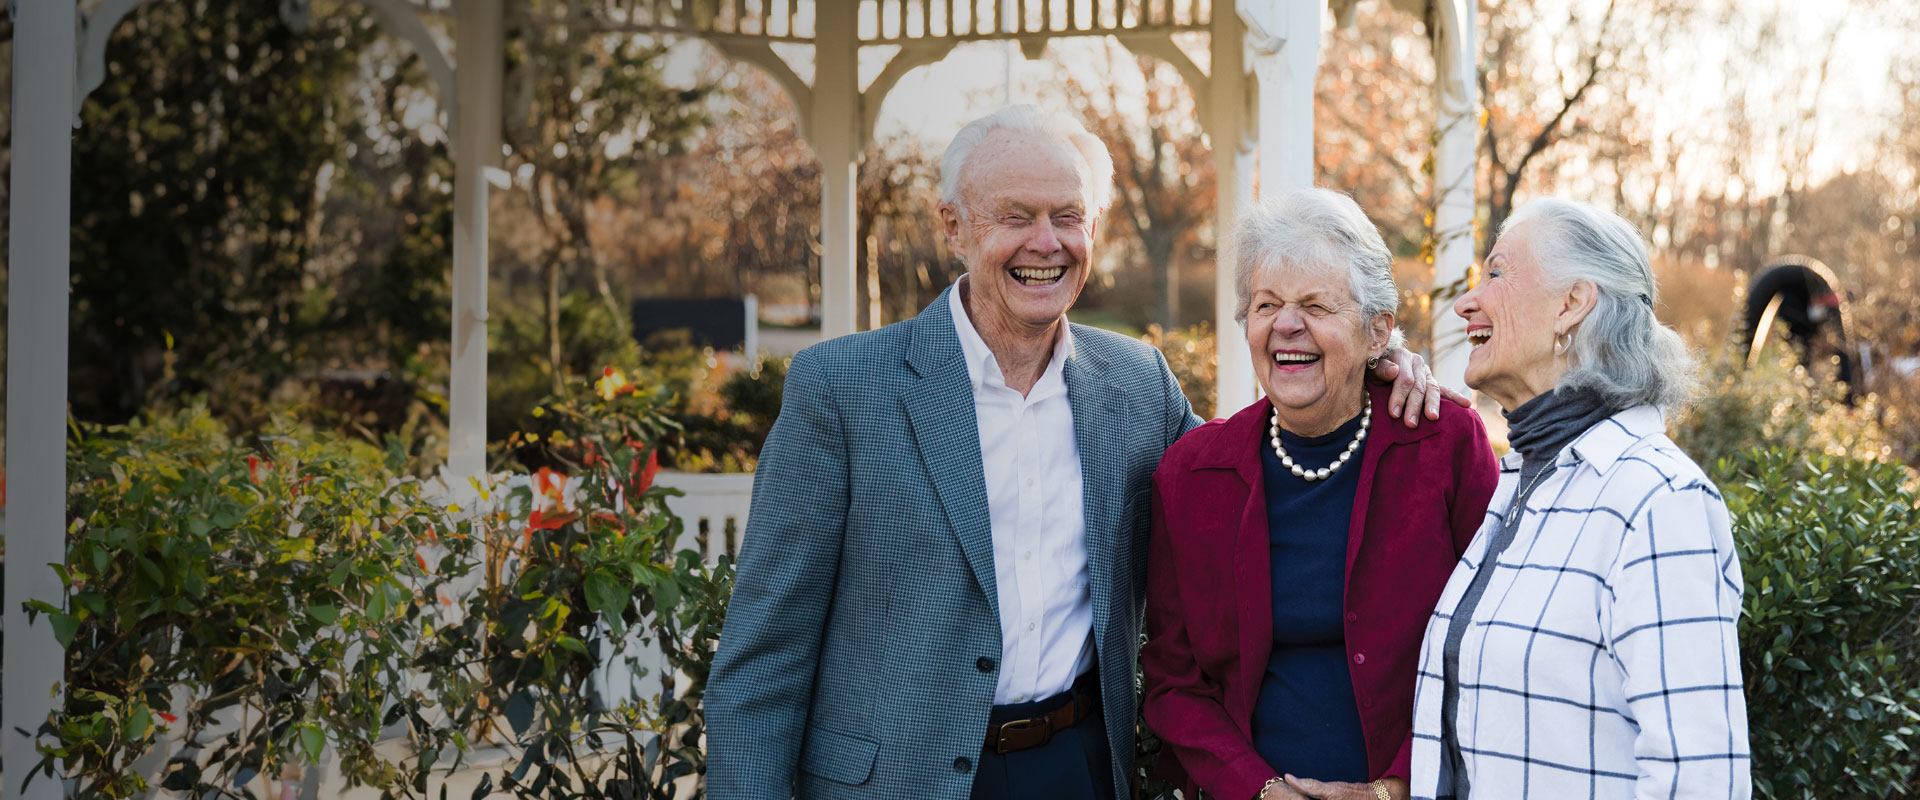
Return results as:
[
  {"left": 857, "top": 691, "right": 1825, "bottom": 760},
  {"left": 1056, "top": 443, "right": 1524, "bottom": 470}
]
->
[{"left": 797, "top": 726, "right": 881, "bottom": 786}]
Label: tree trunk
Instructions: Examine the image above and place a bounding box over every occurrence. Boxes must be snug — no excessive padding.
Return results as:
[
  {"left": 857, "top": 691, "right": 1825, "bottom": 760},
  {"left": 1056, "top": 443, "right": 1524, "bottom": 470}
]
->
[{"left": 544, "top": 257, "right": 563, "bottom": 397}]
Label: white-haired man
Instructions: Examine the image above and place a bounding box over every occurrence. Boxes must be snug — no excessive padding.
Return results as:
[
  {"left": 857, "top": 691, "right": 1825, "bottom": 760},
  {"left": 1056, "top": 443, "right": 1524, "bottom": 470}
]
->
[{"left": 707, "top": 106, "right": 1458, "bottom": 800}]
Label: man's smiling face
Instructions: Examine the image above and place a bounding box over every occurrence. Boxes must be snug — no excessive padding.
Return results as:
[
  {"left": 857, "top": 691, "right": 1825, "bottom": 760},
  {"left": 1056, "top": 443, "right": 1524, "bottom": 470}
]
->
[{"left": 940, "top": 129, "right": 1097, "bottom": 337}]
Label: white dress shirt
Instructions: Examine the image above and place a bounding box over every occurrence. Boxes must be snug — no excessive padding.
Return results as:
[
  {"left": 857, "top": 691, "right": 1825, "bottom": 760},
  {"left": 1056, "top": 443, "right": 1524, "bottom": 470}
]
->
[
  {"left": 1410, "top": 405, "right": 1751, "bottom": 799},
  {"left": 950, "top": 278, "right": 1095, "bottom": 705}
]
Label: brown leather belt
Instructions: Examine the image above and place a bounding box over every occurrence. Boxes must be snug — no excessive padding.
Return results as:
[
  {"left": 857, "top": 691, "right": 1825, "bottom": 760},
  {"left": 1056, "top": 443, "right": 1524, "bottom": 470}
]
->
[{"left": 982, "top": 676, "right": 1099, "bottom": 754}]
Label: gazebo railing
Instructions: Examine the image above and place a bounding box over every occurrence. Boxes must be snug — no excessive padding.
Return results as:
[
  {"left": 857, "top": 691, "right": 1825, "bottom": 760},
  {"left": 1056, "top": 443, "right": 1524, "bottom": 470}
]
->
[{"left": 550, "top": 0, "right": 1211, "bottom": 42}]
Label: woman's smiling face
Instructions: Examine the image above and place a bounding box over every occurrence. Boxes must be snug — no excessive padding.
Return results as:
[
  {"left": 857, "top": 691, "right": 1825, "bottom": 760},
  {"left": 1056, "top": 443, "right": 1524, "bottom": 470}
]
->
[
  {"left": 1454, "top": 225, "right": 1572, "bottom": 410},
  {"left": 1244, "top": 259, "right": 1392, "bottom": 436}
]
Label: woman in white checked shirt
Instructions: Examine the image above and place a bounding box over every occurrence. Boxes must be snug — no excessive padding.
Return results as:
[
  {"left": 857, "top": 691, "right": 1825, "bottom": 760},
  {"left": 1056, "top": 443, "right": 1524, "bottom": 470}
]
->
[{"left": 1409, "top": 198, "right": 1751, "bottom": 800}]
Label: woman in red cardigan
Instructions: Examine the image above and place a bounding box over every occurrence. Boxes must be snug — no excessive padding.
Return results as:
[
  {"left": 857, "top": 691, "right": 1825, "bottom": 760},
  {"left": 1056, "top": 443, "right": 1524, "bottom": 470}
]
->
[{"left": 1142, "top": 189, "right": 1498, "bottom": 800}]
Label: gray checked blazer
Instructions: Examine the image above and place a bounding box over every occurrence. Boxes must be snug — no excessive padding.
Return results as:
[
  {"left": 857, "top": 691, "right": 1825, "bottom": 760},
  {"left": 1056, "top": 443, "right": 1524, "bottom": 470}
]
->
[{"left": 707, "top": 285, "right": 1202, "bottom": 799}]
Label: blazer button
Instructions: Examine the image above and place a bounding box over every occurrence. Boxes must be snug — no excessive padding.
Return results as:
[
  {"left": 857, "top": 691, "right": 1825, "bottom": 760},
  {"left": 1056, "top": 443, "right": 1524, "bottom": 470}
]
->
[
  {"left": 977, "top": 657, "right": 996, "bottom": 673},
  {"left": 953, "top": 756, "right": 972, "bottom": 773},
  {"left": 1353, "top": 653, "right": 1366, "bottom": 665}
]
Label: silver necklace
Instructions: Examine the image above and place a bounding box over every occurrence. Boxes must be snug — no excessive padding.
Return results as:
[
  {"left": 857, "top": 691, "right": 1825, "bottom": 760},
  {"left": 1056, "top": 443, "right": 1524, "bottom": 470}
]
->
[{"left": 1269, "top": 395, "right": 1371, "bottom": 482}]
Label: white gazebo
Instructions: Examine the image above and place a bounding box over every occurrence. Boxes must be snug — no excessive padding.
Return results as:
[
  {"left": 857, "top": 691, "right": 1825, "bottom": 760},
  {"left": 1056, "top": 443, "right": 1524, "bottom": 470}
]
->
[{"left": 3, "top": 2, "right": 1477, "bottom": 796}]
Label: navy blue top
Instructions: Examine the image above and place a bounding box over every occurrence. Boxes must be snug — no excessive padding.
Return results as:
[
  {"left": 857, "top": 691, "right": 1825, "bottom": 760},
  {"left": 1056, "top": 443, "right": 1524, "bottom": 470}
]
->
[{"left": 1250, "top": 410, "right": 1371, "bottom": 783}]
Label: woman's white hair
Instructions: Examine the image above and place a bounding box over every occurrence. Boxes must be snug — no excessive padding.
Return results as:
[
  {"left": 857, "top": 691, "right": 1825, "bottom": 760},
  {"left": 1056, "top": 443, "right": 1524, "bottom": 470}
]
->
[
  {"left": 939, "top": 105, "right": 1115, "bottom": 214},
  {"left": 1500, "top": 197, "right": 1697, "bottom": 410},
  {"left": 1231, "top": 188, "right": 1405, "bottom": 351}
]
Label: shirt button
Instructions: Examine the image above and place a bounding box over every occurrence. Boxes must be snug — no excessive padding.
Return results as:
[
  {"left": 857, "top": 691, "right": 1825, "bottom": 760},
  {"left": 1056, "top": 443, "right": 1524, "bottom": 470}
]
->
[
  {"left": 1346, "top": 611, "right": 1359, "bottom": 623},
  {"left": 1024, "top": 550, "right": 1033, "bottom": 561},
  {"left": 1024, "top": 476, "right": 1035, "bottom": 488},
  {"left": 953, "top": 756, "right": 972, "bottom": 773},
  {"left": 1027, "top": 621, "right": 1037, "bottom": 631},
  {"left": 977, "top": 657, "right": 996, "bottom": 673},
  {"left": 1353, "top": 653, "right": 1366, "bottom": 665}
]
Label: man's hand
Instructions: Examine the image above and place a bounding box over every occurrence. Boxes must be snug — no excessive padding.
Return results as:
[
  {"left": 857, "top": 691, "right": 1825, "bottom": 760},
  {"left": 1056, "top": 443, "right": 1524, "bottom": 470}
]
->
[
  {"left": 1283, "top": 774, "right": 1409, "bottom": 800},
  {"left": 1370, "top": 348, "right": 1472, "bottom": 428}
]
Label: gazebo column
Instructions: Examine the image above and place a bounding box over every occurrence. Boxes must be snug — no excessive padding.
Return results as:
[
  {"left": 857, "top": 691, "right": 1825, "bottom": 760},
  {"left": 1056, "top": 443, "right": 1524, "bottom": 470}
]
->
[
  {"left": 450, "top": 0, "right": 502, "bottom": 480},
  {"left": 1210, "top": 11, "right": 1256, "bottom": 418},
  {"left": 1213, "top": 1, "right": 1324, "bottom": 418},
  {"left": 3, "top": 3, "right": 77, "bottom": 799},
  {"left": 1429, "top": 0, "right": 1478, "bottom": 392},
  {"left": 814, "top": 3, "right": 860, "bottom": 340}
]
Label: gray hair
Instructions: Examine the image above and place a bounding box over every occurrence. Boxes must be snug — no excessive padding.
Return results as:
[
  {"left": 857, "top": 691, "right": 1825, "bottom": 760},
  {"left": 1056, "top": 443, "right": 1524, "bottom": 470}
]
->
[
  {"left": 939, "top": 105, "right": 1115, "bottom": 214},
  {"left": 1232, "top": 188, "right": 1405, "bottom": 350},
  {"left": 1500, "top": 197, "right": 1697, "bottom": 410}
]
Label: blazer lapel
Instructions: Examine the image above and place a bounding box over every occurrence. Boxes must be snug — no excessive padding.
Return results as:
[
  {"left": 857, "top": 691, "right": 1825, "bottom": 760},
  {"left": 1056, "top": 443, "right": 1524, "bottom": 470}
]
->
[
  {"left": 902, "top": 289, "right": 1000, "bottom": 618},
  {"left": 1064, "top": 338, "right": 1127, "bottom": 642}
]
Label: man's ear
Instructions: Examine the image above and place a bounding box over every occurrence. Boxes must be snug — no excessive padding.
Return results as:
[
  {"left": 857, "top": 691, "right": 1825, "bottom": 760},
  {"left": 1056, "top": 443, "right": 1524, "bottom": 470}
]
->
[
  {"left": 939, "top": 203, "right": 966, "bottom": 259},
  {"left": 1559, "top": 279, "right": 1599, "bottom": 331}
]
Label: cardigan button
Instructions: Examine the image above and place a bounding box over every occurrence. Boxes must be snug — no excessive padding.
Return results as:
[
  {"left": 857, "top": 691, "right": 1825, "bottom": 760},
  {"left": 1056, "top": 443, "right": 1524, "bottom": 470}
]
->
[
  {"left": 1353, "top": 653, "right": 1366, "bottom": 665},
  {"left": 1346, "top": 611, "right": 1359, "bottom": 623}
]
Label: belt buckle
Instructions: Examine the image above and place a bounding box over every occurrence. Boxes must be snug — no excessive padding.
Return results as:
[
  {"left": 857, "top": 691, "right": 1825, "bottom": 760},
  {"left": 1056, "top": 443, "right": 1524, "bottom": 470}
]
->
[{"left": 993, "top": 717, "right": 1049, "bottom": 754}]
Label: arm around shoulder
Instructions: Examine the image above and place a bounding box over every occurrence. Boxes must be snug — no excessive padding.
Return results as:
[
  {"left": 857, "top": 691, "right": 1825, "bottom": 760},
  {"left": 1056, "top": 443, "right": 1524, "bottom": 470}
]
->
[{"left": 707, "top": 349, "right": 853, "bottom": 796}]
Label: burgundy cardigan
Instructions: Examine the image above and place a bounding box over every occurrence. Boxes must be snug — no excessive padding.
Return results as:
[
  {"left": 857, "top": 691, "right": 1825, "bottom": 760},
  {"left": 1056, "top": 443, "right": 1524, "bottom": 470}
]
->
[{"left": 1141, "top": 383, "right": 1498, "bottom": 800}]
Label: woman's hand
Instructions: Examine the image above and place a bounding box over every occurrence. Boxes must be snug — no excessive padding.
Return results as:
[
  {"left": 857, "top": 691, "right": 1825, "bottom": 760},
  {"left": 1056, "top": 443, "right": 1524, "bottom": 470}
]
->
[
  {"left": 1372, "top": 348, "right": 1472, "bottom": 427},
  {"left": 1282, "top": 774, "right": 1409, "bottom": 800}
]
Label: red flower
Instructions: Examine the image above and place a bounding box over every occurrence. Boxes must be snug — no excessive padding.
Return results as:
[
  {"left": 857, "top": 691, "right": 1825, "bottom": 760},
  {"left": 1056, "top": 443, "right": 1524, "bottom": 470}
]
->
[
  {"left": 156, "top": 711, "right": 178, "bottom": 724},
  {"left": 246, "top": 455, "right": 269, "bottom": 486},
  {"left": 630, "top": 448, "right": 660, "bottom": 496},
  {"left": 415, "top": 551, "right": 430, "bottom": 572},
  {"left": 533, "top": 466, "right": 566, "bottom": 502}
]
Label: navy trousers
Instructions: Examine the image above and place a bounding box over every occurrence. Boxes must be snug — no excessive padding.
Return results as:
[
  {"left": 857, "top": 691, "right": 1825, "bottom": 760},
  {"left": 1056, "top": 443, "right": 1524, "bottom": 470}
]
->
[{"left": 969, "top": 683, "right": 1115, "bottom": 800}]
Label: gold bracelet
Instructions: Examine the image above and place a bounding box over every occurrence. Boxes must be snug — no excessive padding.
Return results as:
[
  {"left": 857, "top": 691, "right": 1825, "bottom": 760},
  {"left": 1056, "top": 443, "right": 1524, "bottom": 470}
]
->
[
  {"left": 1258, "top": 776, "right": 1286, "bottom": 799},
  {"left": 1369, "top": 779, "right": 1392, "bottom": 800}
]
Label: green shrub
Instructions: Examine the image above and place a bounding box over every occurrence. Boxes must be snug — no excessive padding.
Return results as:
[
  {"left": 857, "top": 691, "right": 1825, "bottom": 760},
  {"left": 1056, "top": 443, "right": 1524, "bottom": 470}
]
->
[
  {"left": 34, "top": 406, "right": 465, "bottom": 798},
  {"left": 1723, "top": 449, "right": 1920, "bottom": 799},
  {"left": 1672, "top": 350, "right": 1896, "bottom": 480},
  {"left": 1141, "top": 322, "right": 1217, "bottom": 418},
  {"left": 431, "top": 371, "right": 731, "bottom": 798}
]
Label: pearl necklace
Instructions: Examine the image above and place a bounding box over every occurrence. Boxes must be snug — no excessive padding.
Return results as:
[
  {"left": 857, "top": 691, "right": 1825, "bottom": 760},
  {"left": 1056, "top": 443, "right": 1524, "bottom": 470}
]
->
[{"left": 1270, "top": 395, "right": 1372, "bottom": 482}]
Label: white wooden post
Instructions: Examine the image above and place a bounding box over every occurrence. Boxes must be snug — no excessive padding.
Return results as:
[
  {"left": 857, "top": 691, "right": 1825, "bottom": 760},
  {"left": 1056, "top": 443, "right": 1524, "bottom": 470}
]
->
[
  {"left": 1430, "top": 0, "right": 1478, "bottom": 393},
  {"left": 450, "top": 0, "right": 503, "bottom": 480},
  {"left": 1252, "top": 0, "right": 1324, "bottom": 195},
  {"left": 4, "top": 3, "right": 77, "bottom": 799},
  {"left": 1210, "top": 11, "right": 1256, "bottom": 419},
  {"left": 815, "top": 1, "right": 860, "bottom": 340},
  {"left": 743, "top": 293, "right": 760, "bottom": 359}
]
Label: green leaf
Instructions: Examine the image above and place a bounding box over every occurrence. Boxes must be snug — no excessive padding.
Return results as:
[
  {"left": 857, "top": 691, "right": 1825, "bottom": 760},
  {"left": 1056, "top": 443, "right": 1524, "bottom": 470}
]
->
[
  {"left": 504, "top": 691, "right": 535, "bottom": 736},
  {"left": 583, "top": 571, "right": 629, "bottom": 619},
  {"left": 49, "top": 612, "right": 80, "bottom": 647},
  {"left": 307, "top": 605, "right": 340, "bottom": 625},
  {"left": 298, "top": 724, "right": 325, "bottom": 762}
]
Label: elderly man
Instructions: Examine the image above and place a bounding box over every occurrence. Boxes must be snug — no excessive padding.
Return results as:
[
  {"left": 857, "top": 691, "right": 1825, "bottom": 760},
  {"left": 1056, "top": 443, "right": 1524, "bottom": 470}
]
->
[{"left": 706, "top": 106, "right": 1458, "bottom": 800}]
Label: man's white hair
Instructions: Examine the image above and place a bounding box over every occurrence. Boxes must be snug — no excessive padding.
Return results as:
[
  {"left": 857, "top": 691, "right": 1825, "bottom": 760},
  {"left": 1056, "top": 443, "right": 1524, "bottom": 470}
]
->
[{"left": 939, "top": 105, "right": 1115, "bottom": 214}]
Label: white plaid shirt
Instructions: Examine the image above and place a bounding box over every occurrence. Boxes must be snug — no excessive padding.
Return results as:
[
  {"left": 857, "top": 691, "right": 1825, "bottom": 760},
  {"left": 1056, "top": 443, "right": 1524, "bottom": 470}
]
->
[{"left": 1410, "top": 405, "right": 1751, "bottom": 799}]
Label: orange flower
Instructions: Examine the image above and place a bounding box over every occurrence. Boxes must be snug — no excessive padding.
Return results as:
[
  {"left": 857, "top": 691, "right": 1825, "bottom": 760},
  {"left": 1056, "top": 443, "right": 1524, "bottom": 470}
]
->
[
  {"left": 594, "top": 366, "right": 634, "bottom": 401},
  {"left": 533, "top": 466, "right": 567, "bottom": 503},
  {"left": 156, "top": 711, "right": 178, "bottom": 724},
  {"left": 246, "top": 455, "right": 269, "bottom": 486},
  {"left": 415, "top": 551, "right": 430, "bottom": 572}
]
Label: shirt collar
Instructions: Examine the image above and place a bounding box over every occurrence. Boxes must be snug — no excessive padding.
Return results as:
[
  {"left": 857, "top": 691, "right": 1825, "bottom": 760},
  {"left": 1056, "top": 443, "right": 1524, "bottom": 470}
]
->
[
  {"left": 949, "top": 275, "right": 1075, "bottom": 397},
  {"left": 1497, "top": 404, "right": 1665, "bottom": 475}
]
